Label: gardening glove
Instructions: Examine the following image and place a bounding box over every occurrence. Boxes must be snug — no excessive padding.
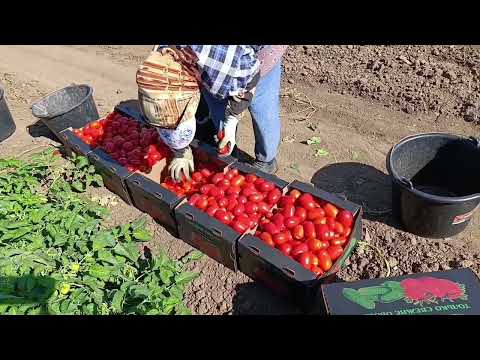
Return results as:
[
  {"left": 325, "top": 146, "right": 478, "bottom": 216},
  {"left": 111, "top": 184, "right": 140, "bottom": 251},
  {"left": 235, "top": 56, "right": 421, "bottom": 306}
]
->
[
  {"left": 168, "top": 146, "right": 194, "bottom": 182},
  {"left": 217, "top": 115, "right": 239, "bottom": 156}
]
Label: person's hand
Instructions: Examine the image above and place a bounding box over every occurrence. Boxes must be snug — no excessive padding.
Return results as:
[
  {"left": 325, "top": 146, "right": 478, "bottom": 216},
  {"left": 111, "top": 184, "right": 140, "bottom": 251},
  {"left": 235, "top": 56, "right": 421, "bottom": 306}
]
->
[
  {"left": 217, "top": 115, "right": 239, "bottom": 156},
  {"left": 168, "top": 146, "right": 194, "bottom": 182}
]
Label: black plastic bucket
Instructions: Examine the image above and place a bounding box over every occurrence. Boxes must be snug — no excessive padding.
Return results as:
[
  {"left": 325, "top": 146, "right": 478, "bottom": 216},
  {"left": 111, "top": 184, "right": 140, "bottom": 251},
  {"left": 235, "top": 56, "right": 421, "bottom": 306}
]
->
[
  {"left": 0, "top": 86, "right": 16, "bottom": 143},
  {"left": 31, "top": 84, "right": 99, "bottom": 138},
  {"left": 387, "top": 133, "right": 480, "bottom": 238}
]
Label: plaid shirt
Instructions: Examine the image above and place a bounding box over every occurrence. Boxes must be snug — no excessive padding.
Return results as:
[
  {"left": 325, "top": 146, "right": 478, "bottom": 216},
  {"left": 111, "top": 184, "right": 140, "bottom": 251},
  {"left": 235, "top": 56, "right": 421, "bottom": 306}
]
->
[{"left": 158, "top": 45, "right": 262, "bottom": 99}]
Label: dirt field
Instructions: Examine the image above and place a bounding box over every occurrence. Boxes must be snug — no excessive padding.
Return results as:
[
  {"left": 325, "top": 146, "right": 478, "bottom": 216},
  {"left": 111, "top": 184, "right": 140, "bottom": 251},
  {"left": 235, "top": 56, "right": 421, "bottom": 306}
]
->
[{"left": 1, "top": 45, "right": 479, "bottom": 315}]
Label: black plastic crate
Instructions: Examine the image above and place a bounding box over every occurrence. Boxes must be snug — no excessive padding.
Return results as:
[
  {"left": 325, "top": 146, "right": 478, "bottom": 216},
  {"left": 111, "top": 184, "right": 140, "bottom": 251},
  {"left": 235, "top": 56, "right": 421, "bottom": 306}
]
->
[
  {"left": 125, "top": 171, "right": 184, "bottom": 236},
  {"left": 59, "top": 128, "right": 93, "bottom": 158},
  {"left": 87, "top": 148, "right": 133, "bottom": 204},
  {"left": 237, "top": 180, "right": 363, "bottom": 312},
  {"left": 175, "top": 203, "right": 242, "bottom": 271}
]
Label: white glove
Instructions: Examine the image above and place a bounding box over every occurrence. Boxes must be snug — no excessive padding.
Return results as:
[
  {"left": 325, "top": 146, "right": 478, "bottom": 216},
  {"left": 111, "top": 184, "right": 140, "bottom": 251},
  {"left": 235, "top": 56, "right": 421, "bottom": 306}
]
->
[
  {"left": 218, "top": 115, "right": 239, "bottom": 156},
  {"left": 168, "top": 146, "right": 194, "bottom": 182}
]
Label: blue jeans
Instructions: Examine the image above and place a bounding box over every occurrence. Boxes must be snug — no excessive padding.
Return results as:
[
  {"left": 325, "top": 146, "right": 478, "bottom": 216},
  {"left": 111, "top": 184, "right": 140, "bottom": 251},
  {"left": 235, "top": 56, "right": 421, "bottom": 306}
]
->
[{"left": 201, "top": 62, "right": 282, "bottom": 163}]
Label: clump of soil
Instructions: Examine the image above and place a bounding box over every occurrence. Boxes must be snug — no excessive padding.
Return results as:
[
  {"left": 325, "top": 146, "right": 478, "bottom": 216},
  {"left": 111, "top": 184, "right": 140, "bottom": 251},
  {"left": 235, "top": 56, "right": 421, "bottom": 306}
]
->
[
  {"left": 338, "top": 219, "right": 480, "bottom": 282},
  {"left": 283, "top": 45, "right": 480, "bottom": 124}
]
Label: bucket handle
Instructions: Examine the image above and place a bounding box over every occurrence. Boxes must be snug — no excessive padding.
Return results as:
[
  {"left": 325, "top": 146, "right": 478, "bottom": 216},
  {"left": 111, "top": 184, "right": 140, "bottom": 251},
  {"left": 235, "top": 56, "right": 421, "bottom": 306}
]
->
[
  {"left": 469, "top": 136, "right": 480, "bottom": 149},
  {"left": 400, "top": 177, "right": 414, "bottom": 189}
]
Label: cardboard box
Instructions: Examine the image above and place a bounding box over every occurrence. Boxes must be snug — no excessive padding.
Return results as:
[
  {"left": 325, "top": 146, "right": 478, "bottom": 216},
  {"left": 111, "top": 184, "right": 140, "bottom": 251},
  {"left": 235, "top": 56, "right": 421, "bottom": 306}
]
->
[{"left": 321, "top": 268, "right": 480, "bottom": 315}]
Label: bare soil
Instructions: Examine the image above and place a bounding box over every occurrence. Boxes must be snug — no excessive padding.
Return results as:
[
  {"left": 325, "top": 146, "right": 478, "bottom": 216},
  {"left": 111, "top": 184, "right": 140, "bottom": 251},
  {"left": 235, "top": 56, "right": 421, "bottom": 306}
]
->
[{"left": 1, "top": 45, "right": 479, "bottom": 315}]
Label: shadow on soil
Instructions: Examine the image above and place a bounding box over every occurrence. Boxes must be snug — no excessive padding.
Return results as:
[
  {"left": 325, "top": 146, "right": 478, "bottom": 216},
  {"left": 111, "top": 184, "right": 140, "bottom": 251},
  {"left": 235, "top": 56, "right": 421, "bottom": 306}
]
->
[
  {"left": 310, "top": 162, "right": 404, "bottom": 231},
  {"left": 27, "top": 120, "right": 59, "bottom": 142},
  {"left": 231, "top": 282, "right": 301, "bottom": 315},
  {"left": 0, "top": 275, "right": 57, "bottom": 315}
]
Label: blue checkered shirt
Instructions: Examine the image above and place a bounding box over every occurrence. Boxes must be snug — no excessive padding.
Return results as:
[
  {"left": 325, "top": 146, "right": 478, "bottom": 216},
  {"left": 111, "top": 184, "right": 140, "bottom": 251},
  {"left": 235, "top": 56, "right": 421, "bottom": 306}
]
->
[{"left": 157, "top": 45, "right": 262, "bottom": 99}]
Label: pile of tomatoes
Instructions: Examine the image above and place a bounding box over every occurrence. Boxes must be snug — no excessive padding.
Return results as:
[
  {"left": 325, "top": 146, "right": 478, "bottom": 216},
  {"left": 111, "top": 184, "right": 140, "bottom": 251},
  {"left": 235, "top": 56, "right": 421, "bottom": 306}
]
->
[
  {"left": 255, "top": 189, "right": 354, "bottom": 277},
  {"left": 161, "top": 162, "right": 221, "bottom": 197},
  {"left": 186, "top": 169, "right": 282, "bottom": 234},
  {"left": 73, "top": 111, "right": 171, "bottom": 173}
]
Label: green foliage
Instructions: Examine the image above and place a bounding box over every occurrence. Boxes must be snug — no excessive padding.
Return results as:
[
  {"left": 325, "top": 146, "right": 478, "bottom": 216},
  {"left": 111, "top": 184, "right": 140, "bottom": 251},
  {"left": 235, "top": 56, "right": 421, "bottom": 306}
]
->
[{"left": 0, "top": 149, "right": 198, "bottom": 315}]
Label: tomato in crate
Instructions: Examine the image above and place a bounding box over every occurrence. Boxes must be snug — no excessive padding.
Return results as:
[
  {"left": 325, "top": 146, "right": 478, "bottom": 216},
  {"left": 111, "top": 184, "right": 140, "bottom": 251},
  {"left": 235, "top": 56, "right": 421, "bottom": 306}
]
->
[
  {"left": 237, "top": 180, "right": 363, "bottom": 312},
  {"left": 175, "top": 154, "right": 288, "bottom": 271}
]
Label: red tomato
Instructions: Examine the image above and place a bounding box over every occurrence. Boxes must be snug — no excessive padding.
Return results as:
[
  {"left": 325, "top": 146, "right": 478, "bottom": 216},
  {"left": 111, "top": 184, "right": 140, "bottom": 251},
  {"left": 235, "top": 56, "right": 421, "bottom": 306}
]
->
[
  {"left": 215, "top": 209, "right": 231, "bottom": 224},
  {"left": 249, "top": 193, "right": 264, "bottom": 203},
  {"left": 307, "top": 238, "right": 322, "bottom": 252},
  {"left": 311, "top": 254, "right": 319, "bottom": 267},
  {"left": 191, "top": 172, "right": 203, "bottom": 183},
  {"left": 233, "top": 204, "right": 245, "bottom": 217},
  {"left": 311, "top": 266, "right": 324, "bottom": 277},
  {"left": 257, "top": 201, "right": 270, "bottom": 214},
  {"left": 285, "top": 230, "right": 293, "bottom": 242},
  {"left": 282, "top": 204, "right": 296, "bottom": 218},
  {"left": 206, "top": 206, "right": 219, "bottom": 217},
  {"left": 333, "top": 221, "right": 345, "bottom": 235},
  {"left": 218, "top": 178, "right": 230, "bottom": 187},
  {"left": 195, "top": 197, "right": 208, "bottom": 210},
  {"left": 289, "top": 189, "right": 302, "bottom": 200},
  {"left": 316, "top": 224, "right": 332, "bottom": 242},
  {"left": 208, "top": 186, "right": 220, "bottom": 198},
  {"left": 258, "top": 181, "right": 274, "bottom": 193},
  {"left": 292, "top": 225, "right": 304, "bottom": 240},
  {"left": 200, "top": 184, "right": 212, "bottom": 195},
  {"left": 303, "top": 221, "right": 316, "bottom": 240},
  {"left": 254, "top": 177, "right": 265, "bottom": 186},
  {"left": 291, "top": 243, "right": 309, "bottom": 258},
  {"left": 244, "top": 202, "right": 258, "bottom": 214},
  {"left": 327, "top": 245, "right": 344, "bottom": 261},
  {"left": 237, "top": 195, "right": 248, "bottom": 205},
  {"left": 262, "top": 222, "right": 279, "bottom": 235},
  {"left": 242, "top": 187, "right": 257, "bottom": 197},
  {"left": 225, "top": 212, "right": 234, "bottom": 223},
  {"left": 245, "top": 174, "right": 257, "bottom": 183},
  {"left": 226, "top": 186, "right": 242, "bottom": 195},
  {"left": 313, "top": 217, "right": 327, "bottom": 225},
  {"left": 211, "top": 173, "right": 224, "bottom": 184},
  {"left": 227, "top": 199, "right": 239, "bottom": 212},
  {"left": 223, "top": 170, "right": 235, "bottom": 181},
  {"left": 259, "top": 232, "right": 274, "bottom": 247},
  {"left": 200, "top": 169, "right": 212, "bottom": 179},
  {"left": 273, "top": 232, "right": 288, "bottom": 245},
  {"left": 217, "top": 197, "right": 229, "bottom": 209},
  {"left": 295, "top": 207, "right": 307, "bottom": 222},
  {"left": 207, "top": 197, "right": 218, "bottom": 207},
  {"left": 344, "top": 227, "right": 352, "bottom": 238},
  {"left": 337, "top": 210, "right": 353, "bottom": 228},
  {"left": 284, "top": 216, "right": 300, "bottom": 229},
  {"left": 307, "top": 208, "right": 325, "bottom": 221},
  {"left": 271, "top": 213, "right": 285, "bottom": 228},
  {"left": 188, "top": 194, "right": 201, "bottom": 206},
  {"left": 317, "top": 250, "right": 333, "bottom": 272},
  {"left": 232, "top": 220, "right": 248, "bottom": 234},
  {"left": 324, "top": 203, "right": 339, "bottom": 218},
  {"left": 279, "top": 196, "right": 296, "bottom": 208},
  {"left": 231, "top": 175, "right": 246, "bottom": 187},
  {"left": 290, "top": 240, "right": 303, "bottom": 248},
  {"left": 278, "top": 243, "right": 292, "bottom": 256},
  {"left": 320, "top": 240, "right": 330, "bottom": 250},
  {"left": 266, "top": 188, "right": 281, "bottom": 205},
  {"left": 326, "top": 217, "right": 336, "bottom": 230},
  {"left": 299, "top": 252, "right": 314, "bottom": 269},
  {"left": 298, "top": 193, "right": 316, "bottom": 210}
]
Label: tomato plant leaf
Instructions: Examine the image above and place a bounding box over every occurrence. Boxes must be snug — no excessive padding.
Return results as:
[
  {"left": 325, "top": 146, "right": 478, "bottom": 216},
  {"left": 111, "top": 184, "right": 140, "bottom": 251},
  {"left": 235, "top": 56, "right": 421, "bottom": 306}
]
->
[
  {"left": 306, "top": 136, "right": 321, "bottom": 145},
  {"left": 181, "top": 250, "right": 204, "bottom": 264},
  {"left": 92, "top": 232, "right": 116, "bottom": 252},
  {"left": 113, "top": 243, "right": 140, "bottom": 263},
  {"left": 174, "top": 271, "right": 199, "bottom": 286},
  {"left": 132, "top": 228, "right": 151, "bottom": 242},
  {"left": 111, "top": 289, "right": 125, "bottom": 313},
  {"left": 71, "top": 181, "right": 86, "bottom": 192}
]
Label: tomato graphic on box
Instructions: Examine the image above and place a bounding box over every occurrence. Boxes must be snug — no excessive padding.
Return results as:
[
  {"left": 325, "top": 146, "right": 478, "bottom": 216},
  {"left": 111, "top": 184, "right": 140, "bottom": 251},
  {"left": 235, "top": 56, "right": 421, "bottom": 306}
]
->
[{"left": 342, "top": 276, "right": 468, "bottom": 310}]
